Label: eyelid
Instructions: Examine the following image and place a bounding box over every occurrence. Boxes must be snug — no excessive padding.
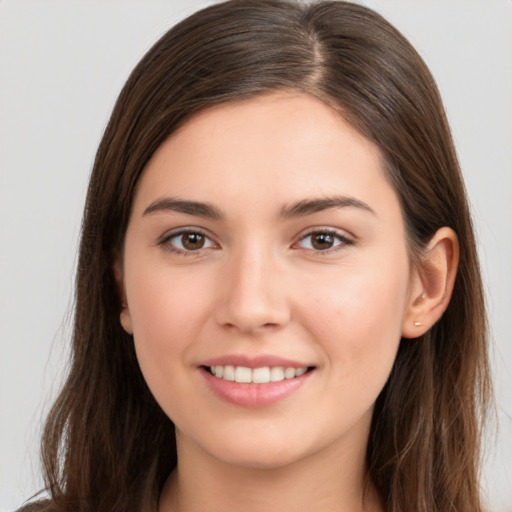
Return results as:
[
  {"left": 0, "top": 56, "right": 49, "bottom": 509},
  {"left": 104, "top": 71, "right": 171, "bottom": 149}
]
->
[
  {"left": 156, "top": 225, "right": 354, "bottom": 256},
  {"left": 293, "top": 226, "right": 355, "bottom": 254},
  {"left": 157, "top": 226, "right": 218, "bottom": 255}
]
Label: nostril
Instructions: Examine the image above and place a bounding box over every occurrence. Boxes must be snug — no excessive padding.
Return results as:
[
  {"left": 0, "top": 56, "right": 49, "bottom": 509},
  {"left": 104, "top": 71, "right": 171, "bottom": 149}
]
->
[{"left": 221, "top": 320, "right": 283, "bottom": 334}]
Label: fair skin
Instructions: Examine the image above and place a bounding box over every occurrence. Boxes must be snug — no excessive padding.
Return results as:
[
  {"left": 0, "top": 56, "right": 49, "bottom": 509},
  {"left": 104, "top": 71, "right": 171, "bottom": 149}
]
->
[{"left": 117, "top": 92, "right": 458, "bottom": 512}]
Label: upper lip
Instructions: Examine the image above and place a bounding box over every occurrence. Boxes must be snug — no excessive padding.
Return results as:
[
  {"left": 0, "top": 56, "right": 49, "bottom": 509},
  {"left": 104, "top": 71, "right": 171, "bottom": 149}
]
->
[{"left": 200, "top": 354, "right": 313, "bottom": 369}]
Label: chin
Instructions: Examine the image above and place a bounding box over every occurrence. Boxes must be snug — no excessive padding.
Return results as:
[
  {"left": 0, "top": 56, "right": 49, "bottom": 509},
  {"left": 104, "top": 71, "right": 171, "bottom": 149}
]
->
[
  {"left": 214, "top": 445, "right": 305, "bottom": 470},
  {"left": 196, "top": 426, "right": 320, "bottom": 471}
]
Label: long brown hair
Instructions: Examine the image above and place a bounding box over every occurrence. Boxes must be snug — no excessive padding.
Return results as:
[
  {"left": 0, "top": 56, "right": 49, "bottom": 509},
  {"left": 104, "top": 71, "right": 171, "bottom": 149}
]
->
[{"left": 22, "top": 1, "right": 492, "bottom": 511}]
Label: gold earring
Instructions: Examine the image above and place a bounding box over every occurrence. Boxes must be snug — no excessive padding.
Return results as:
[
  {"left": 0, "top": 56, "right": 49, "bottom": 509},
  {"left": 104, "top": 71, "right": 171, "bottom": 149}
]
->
[{"left": 414, "top": 321, "right": 423, "bottom": 327}]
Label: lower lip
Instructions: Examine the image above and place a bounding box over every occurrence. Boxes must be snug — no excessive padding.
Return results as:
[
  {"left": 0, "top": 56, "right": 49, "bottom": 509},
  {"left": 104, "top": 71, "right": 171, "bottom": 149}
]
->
[{"left": 201, "top": 368, "right": 313, "bottom": 408}]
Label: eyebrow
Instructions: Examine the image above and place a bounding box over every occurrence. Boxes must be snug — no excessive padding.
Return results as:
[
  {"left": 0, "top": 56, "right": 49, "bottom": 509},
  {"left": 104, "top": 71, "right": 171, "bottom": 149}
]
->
[
  {"left": 279, "top": 195, "right": 375, "bottom": 219},
  {"left": 143, "top": 197, "right": 223, "bottom": 219},
  {"left": 142, "top": 194, "right": 375, "bottom": 220}
]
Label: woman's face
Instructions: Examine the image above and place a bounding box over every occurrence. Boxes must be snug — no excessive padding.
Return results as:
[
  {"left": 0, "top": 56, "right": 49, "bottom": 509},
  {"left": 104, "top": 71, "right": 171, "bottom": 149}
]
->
[{"left": 120, "top": 92, "right": 416, "bottom": 469}]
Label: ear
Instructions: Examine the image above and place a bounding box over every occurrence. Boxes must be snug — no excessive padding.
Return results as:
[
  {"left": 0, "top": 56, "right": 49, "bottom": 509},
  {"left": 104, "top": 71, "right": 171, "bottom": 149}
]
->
[
  {"left": 402, "top": 227, "right": 459, "bottom": 339},
  {"left": 113, "top": 255, "right": 133, "bottom": 335}
]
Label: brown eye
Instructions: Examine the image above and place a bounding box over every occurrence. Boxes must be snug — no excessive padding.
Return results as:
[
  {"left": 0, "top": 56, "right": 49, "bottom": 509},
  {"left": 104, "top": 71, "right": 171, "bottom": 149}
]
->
[
  {"left": 297, "top": 230, "right": 351, "bottom": 252},
  {"left": 181, "top": 232, "right": 205, "bottom": 250},
  {"left": 311, "top": 233, "right": 335, "bottom": 250},
  {"left": 165, "top": 230, "right": 215, "bottom": 253}
]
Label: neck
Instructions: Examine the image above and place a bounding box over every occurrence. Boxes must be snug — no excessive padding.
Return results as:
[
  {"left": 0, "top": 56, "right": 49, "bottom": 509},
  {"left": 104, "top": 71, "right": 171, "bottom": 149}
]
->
[{"left": 159, "top": 431, "right": 383, "bottom": 512}]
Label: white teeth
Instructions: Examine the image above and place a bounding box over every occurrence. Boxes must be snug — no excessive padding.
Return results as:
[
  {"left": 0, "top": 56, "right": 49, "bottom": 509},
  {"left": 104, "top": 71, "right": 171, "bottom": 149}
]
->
[
  {"left": 208, "top": 365, "right": 309, "bottom": 383},
  {"left": 284, "top": 367, "right": 296, "bottom": 379},
  {"left": 269, "top": 367, "right": 285, "bottom": 382},
  {"left": 235, "top": 366, "right": 252, "bottom": 383},
  {"left": 252, "top": 367, "right": 271, "bottom": 383},
  {"left": 223, "top": 365, "right": 235, "bottom": 381}
]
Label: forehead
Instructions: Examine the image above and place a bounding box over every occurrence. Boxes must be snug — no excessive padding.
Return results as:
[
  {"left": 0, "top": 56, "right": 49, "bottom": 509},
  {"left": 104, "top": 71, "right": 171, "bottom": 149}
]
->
[{"left": 133, "top": 92, "right": 397, "bottom": 217}]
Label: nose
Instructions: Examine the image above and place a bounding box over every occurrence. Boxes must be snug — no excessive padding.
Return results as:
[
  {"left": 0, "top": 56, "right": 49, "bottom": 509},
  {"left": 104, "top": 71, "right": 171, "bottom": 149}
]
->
[{"left": 214, "top": 244, "right": 291, "bottom": 334}]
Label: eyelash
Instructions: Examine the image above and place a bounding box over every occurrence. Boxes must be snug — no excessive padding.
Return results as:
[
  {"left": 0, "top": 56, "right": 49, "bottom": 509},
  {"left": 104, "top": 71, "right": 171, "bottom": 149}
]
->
[
  {"left": 158, "top": 227, "right": 354, "bottom": 256},
  {"left": 158, "top": 228, "right": 216, "bottom": 256},
  {"left": 294, "top": 228, "right": 354, "bottom": 254}
]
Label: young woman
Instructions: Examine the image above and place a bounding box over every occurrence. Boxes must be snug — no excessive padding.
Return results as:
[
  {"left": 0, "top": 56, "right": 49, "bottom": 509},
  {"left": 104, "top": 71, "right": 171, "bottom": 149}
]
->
[{"left": 20, "top": 1, "right": 492, "bottom": 511}]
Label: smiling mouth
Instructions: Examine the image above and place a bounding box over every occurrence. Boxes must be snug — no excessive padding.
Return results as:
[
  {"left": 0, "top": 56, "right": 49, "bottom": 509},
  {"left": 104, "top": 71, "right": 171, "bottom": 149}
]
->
[{"left": 204, "top": 365, "right": 314, "bottom": 384}]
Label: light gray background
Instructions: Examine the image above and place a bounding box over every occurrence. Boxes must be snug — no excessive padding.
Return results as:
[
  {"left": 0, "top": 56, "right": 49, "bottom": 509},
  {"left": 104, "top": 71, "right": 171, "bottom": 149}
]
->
[{"left": 1, "top": 1, "right": 511, "bottom": 511}]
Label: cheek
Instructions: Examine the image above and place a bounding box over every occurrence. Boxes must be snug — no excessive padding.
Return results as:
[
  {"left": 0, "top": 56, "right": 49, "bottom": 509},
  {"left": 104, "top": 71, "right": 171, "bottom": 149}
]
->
[
  {"left": 128, "top": 266, "right": 211, "bottom": 341},
  {"left": 125, "top": 268, "right": 214, "bottom": 395},
  {"left": 301, "top": 255, "right": 410, "bottom": 378}
]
